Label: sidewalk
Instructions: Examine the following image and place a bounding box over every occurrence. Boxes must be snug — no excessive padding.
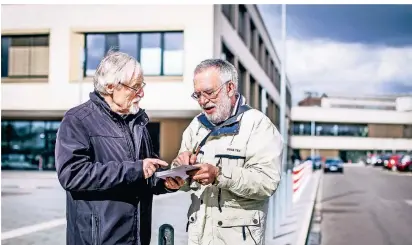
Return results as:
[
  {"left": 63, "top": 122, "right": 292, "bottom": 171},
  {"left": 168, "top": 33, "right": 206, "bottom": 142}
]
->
[{"left": 266, "top": 171, "right": 321, "bottom": 245}]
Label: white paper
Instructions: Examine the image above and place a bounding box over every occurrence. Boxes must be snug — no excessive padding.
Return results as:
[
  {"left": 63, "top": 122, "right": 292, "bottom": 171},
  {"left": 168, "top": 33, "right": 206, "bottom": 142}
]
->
[{"left": 155, "top": 165, "right": 200, "bottom": 180}]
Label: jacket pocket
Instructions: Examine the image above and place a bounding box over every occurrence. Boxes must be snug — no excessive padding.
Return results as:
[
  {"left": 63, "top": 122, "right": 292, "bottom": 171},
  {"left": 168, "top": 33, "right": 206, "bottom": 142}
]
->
[
  {"left": 91, "top": 214, "right": 100, "bottom": 245},
  {"left": 216, "top": 210, "right": 264, "bottom": 245},
  {"left": 218, "top": 155, "right": 245, "bottom": 179}
]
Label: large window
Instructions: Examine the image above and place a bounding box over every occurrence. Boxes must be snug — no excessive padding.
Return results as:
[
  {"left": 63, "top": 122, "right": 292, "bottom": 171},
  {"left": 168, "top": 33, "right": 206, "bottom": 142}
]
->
[
  {"left": 292, "top": 121, "right": 369, "bottom": 137},
  {"left": 2, "top": 120, "right": 60, "bottom": 170},
  {"left": 1, "top": 35, "right": 49, "bottom": 78},
  {"left": 84, "top": 31, "right": 184, "bottom": 77}
]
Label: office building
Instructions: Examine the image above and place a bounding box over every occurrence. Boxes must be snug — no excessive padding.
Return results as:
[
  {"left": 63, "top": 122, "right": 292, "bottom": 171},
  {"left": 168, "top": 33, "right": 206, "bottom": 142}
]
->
[
  {"left": 291, "top": 93, "right": 412, "bottom": 162},
  {"left": 1, "top": 4, "right": 292, "bottom": 169}
]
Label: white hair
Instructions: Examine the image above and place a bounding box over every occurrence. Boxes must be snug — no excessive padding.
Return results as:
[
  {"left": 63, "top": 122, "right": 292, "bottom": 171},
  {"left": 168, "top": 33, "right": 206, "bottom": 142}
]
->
[
  {"left": 93, "top": 50, "right": 143, "bottom": 94},
  {"left": 194, "top": 59, "right": 238, "bottom": 90}
]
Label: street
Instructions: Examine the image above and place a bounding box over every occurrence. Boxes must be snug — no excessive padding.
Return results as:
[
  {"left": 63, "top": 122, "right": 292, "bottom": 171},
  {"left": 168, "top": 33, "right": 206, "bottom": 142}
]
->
[
  {"left": 318, "top": 166, "right": 412, "bottom": 245},
  {"left": 2, "top": 168, "right": 412, "bottom": 245}
]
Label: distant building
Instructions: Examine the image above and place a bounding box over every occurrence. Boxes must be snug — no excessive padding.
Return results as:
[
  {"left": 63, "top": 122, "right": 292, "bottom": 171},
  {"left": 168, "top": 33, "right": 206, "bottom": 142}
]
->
[
  {"left": 1, "top": 4, "right": 292, "bottom": 169},
  {"left": 291, "top": 94, "right": 412, "bottom": 162}
]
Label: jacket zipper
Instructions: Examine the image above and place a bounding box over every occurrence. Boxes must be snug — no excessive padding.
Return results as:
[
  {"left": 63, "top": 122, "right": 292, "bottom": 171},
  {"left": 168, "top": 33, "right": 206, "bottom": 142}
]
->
[
  {"left": 92, "top": 214, "right": 99, "bottom": 245},
  {"left": 120, "top": 120, "right": 136, "bottom": 161}
]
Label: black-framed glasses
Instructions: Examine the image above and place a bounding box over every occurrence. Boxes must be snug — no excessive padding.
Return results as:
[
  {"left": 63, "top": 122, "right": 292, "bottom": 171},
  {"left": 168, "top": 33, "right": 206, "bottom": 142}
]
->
[
  {"left": 191, "top": 80, "right": 230, "bottom": 100},
  {"left": 120, "top": 81, "right": 146, "bottom": 94}
]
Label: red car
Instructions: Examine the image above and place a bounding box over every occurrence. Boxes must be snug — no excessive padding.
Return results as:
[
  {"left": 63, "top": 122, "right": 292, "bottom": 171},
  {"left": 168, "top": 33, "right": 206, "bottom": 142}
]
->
[
  {"left": 386, "top": 154, "right": 402, "bottom": 171},
  {"left": 396, "top": 154, "right": 412, "bottom": 171}
]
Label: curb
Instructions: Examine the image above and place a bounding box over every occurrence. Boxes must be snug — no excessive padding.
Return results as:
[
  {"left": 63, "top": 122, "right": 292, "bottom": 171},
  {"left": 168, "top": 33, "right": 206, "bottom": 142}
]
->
[{"left": 296, "top": 171, "right": 322, "bottom": 245}]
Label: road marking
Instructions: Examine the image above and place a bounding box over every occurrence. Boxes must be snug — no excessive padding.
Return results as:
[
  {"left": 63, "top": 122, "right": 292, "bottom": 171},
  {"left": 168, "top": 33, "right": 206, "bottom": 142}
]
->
[
  {"left": 1, "top": 218, "right": 66, "bottom": 240},
  {"left": 405, "top": 200, "right": 412, "bottom": 206}
]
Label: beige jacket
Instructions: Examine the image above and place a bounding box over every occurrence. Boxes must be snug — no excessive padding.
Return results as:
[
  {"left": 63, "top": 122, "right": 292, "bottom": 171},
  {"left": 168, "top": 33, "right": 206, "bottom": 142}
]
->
[{"left": 178, "top": 96, "right": 283, "bottom": 245}]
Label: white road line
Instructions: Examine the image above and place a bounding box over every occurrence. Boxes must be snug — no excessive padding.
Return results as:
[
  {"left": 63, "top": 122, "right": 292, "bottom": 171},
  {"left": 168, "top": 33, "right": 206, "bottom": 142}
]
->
[
  {"left": 1, "top": 218, "right": 66, "bottom": 240},
  {"left": 405, "top": 200, "right": 412, "bottom": 206}
]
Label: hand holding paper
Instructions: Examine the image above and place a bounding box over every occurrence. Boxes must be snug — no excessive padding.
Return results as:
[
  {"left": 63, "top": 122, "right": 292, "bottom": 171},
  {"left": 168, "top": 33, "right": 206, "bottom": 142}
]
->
[{"left": 155, "top": 165, "right": 200, "bottom": 180}]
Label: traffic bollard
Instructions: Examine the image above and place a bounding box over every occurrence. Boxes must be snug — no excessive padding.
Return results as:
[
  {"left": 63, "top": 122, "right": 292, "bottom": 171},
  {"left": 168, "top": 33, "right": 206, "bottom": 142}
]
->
[{"left": 158, "top": 224, "right": 174, "bottom": 245}]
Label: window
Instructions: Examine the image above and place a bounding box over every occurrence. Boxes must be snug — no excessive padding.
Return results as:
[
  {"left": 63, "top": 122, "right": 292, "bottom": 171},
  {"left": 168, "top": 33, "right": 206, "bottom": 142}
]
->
[
  {"left": 273, "top": 67, "right": 280, "bottom": 91},
  {"left": 238, "top": 5, "right": 247, "bottom": 42},
  {"left": 286, "top": 87, "right": 292, "bottom": 108},
  {"left": 237, "top": 62, "right": 246, "bottom": 95},
  {"left": 84, "top": 31, "right": 184, "bottom": 77},
  {"left": 222, "top": 5, "right": 234, "bottom": 26},
  {"left": 2, "top": 120, "right": 60, "bottom": 170},
  {"left": 1, "top": 35, "right": 49, "bottom": 78},
  {"left": 292, "top": 121, "right": 369, "bottom": 137},
  {"left": 250, "top": 20, "right": 256, "bottom": 55},
  {"left": 141, "top": 33, "right": 162, "bottom": 75},
  {"left": 275, "top": 104, "right": 280, "bottom": 129},
  {"left": 250, "top": 75, "right": 256, "bottom": 108},
  {"left": 221, "top": 42, "right": 235, "bottom": 65},
  {"left": 163, "top": 32, "right": 184, "bottom": 75}
]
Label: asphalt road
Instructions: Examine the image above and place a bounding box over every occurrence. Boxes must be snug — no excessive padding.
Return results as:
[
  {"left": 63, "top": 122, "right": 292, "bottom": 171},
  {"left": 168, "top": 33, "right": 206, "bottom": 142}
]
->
[{"left": 318, "top": 165, "right": 412, "bottom": 245}]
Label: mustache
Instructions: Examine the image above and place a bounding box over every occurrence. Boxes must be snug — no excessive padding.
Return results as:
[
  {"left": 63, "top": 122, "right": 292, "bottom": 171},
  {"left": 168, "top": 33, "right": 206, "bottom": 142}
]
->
[{"left": 202, "top": 102, "right": 216, "bottom": 109}]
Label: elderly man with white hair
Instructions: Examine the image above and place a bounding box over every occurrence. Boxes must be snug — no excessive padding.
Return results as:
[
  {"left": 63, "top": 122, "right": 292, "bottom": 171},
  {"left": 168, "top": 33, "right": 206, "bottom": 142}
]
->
[
  {"left": 55, "top": 50, "right": 185, "bottom": 245},
  {"left": 173, "top": 59, "right": 283, "bottom": 245}
]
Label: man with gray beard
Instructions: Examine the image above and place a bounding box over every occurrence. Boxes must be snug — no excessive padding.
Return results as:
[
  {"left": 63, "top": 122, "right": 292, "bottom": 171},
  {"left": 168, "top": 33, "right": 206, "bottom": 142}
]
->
[{"left": 173, "top": 59, "right": 284, "bottom": 245}]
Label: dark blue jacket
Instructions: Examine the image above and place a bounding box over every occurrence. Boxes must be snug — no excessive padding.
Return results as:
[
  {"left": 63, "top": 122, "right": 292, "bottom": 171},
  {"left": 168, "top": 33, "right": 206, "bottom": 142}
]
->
[{"left": 55, "top": 91, "right": 173, "bottom": 245}]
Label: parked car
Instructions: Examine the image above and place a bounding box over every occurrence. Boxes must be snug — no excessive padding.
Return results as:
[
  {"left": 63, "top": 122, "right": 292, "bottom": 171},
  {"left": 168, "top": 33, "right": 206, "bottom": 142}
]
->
[
  {"left": 385, "top": 154, "right": 403, "bottom": 171},
  {"left": 377, "top": 154, "right": 391, "bottom": 168},
  {"left": 396, "top": 154, "right": 412, "bottom": 172},
  {"left": 306, "top": 156, "right": 323, "bottom": 170},
  {"left": 324, "top": 157, "right": 344, "bottom": 173}
]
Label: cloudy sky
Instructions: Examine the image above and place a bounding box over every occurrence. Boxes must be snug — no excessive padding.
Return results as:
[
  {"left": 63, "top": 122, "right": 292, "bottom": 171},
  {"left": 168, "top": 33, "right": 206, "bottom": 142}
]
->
[{"left": 258, "top": 4, "right": 412, "bottom": 105}]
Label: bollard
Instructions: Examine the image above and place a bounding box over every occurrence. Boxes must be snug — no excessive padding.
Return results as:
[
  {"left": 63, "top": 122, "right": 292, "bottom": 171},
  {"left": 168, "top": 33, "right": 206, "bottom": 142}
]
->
[{"left": 158, "top": 224, "right": 174, "bottom": 245}]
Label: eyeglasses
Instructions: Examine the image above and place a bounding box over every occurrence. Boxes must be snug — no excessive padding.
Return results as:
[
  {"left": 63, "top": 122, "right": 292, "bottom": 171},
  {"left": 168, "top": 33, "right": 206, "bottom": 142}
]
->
[
  {"left": 120, "top": 81, "right": 146, "bottom": 94},
  {"left": 191, "top": 81, "right": 230, "bottom": 100}
]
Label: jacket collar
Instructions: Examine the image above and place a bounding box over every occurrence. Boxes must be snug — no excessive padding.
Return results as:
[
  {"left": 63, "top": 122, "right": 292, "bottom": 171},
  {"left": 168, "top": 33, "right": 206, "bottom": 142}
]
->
[
  {"left": 89, "top": 90, "right": 149, "bottom": 125},
  {"left": 197, "top": 93, "right": 249, "bottom": 130}
]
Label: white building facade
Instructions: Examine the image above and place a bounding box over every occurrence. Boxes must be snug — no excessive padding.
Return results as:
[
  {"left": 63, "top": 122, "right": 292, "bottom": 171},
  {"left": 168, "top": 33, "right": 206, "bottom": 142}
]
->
[
  {"left": 1, "top": 4, "right": 292, "bottom": 169},
  {"left": 291, "top": 95, "right": 412, "bottom": 162}
]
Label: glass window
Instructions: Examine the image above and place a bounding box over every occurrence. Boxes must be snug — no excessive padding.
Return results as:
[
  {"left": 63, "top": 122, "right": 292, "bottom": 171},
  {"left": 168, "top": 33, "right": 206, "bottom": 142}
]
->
[
  {"left": 163, "top": 32, "right": 183, "bottom": 75},
  {"left": 118, "top": 33, "right": 139, "bottom": 59},
  {"left": 221, "top": 43, "right": 235, "bottom": 65},
  {"left": 237, "top": 62, "right": 246, "bottom": 95},
  {"left": 2, "top": 35, "right": 49, "bottom": 78},
  {"left": 105, "top": 34, "right": 119, "bottom": 51},
  {"left": 292, "top": 121, "right": 369, "bottom": 137},
  {"left": 222, "top": 5, "right": 232, "bottom": 24},
  {"left": 84, "top": 31, "right": 184, "bottom": 77},
  {"left": 140, "top": 33, "right": 161, "bottom": 76},
  {"left": 2, "top": 120, "right": 61, "bottom": 171},
  {"left": 292, "top": 121, "right": 312, "bottom": 135},
  {"left": 85, "top": 34, "right": 105, "bottom": 76},
  {"left": 1, "top": 37, "right": 10, "bottom": 77},
  {"left": 238, "top": 5, "right": 247, "bottom": 41}
]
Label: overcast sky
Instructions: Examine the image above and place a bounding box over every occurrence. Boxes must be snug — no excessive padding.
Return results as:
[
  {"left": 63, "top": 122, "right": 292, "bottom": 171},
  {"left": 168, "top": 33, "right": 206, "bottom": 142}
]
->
[{"left": 258, "top": 4, "right": 412, "bottom": 104}]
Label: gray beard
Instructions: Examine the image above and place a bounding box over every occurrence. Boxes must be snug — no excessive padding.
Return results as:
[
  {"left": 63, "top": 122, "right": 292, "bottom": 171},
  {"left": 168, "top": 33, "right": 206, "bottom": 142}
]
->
[{"left": 204, "top": 94, "right": 232, "bottom": 124}]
